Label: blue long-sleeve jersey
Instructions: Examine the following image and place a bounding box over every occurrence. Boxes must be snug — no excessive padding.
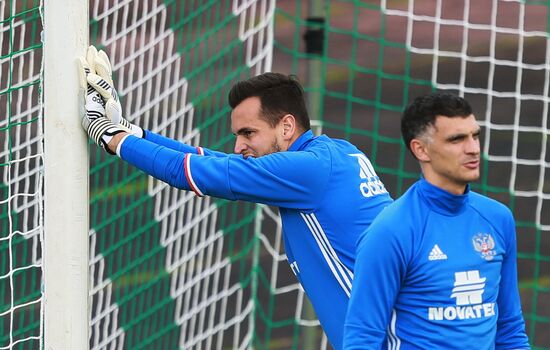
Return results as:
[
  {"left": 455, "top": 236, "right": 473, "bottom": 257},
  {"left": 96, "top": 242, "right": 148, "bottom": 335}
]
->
[
  {"left": 344, "top": 179, "right": 529, "bottom": 350},
  {"left": 119, "top": 129, "right": 393, "bottom": 349}
]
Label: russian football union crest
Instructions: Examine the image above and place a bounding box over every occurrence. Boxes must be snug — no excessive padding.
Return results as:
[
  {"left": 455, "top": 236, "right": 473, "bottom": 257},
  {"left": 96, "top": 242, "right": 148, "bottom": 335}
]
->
[{"left": 472, "top": 233, "right": 496, "bottom": 261}]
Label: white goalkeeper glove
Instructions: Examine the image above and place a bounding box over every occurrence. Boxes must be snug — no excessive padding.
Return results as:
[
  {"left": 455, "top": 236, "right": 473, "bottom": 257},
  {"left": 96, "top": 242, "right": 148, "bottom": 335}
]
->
[
  {"left": 85, "top": 45, "right": 144, "bottom": 138},
  {"left": 78, "top": 55, "right": 126, "bottom": 155}
]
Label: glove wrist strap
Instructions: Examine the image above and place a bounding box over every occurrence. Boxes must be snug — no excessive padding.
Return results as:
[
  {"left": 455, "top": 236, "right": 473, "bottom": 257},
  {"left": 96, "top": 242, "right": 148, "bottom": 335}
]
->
[{"left": 88, "top": 118, "right": 125, "bottom": 155}]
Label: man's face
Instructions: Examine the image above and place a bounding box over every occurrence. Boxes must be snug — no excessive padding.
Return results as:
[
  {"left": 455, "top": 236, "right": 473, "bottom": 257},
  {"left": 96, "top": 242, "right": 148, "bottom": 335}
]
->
[
  {"left": 231, "top": 96, "right": 285, "bottom": 158},
  {"left": 419, "top": 114, "right": 481, "bottom": 194}
]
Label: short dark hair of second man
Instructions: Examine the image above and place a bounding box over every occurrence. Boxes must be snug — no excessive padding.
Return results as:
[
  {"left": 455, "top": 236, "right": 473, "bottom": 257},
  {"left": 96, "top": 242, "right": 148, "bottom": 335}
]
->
[{"left": 401, "top": 92, "right": 473, "bottom": 153}]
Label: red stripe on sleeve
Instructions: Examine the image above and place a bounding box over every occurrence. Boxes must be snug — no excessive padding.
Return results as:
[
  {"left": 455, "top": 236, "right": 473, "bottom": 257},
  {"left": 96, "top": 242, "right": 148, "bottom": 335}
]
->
[{"left": 184, "top": 153, "right": 204, "bottom": 197}]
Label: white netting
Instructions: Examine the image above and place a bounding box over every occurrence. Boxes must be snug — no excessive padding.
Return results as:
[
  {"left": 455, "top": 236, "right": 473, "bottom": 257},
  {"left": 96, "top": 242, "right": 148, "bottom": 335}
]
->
[
  {"left": 4, "top": 0, "right": 548, "bottom": 348},
  {"left": 89, "top": 0, "right": 274, "bottom": 348},
  {"left": 384, "top": 0, "right": 550, "bottom": 231},
  {"left": 0, "top": 1, "right": 43, "bottom": 349}
]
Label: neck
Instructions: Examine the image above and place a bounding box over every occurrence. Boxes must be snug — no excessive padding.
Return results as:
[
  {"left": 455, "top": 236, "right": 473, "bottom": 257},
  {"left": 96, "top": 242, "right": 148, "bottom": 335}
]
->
[
  {"left": 417, "top": 179, "right": 469, "bottom": 215},
  {"left": 421, "top": 171, "right": 468, "bottom": 195}
]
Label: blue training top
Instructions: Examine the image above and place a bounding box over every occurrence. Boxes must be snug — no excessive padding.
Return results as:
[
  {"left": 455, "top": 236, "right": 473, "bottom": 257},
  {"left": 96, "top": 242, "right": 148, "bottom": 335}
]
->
[
  {"left": 344, "top": 178, "right": 530, "bottom": 350},
  {"left": 119, "top": 129, "right": 393, "bottom": 349}
]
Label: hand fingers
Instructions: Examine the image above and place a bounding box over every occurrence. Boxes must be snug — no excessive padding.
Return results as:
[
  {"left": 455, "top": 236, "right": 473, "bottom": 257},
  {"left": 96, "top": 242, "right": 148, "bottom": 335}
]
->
[
  {"left": 77, "top": 57, "right": 90, "bottom": 90},
  {"left": 105, "top": 98, "right": 125, "bottom": 127},
  {"left": 97, "top": 49, "right": 110, "bottom": 66},
  {"left": 87, "top": 73, "right": 113, "bottom": 100},
  {"left": 87, "top": 46, "right": 99, "bottom": 72},
  {"left": 91, "top": 48, "right": 113, "bottom": 85},
  {"left": 97, "top": 50, "right": 113, "bottom": 75}
]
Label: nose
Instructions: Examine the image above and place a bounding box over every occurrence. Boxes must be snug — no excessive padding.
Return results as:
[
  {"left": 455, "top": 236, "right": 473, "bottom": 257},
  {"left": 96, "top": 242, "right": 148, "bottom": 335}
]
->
[
  {"left": 465, "top": 136, "right": 480, "bottom": 154},
  {"left": 234, "top": 137, "right": 246, "bottom": 155}
]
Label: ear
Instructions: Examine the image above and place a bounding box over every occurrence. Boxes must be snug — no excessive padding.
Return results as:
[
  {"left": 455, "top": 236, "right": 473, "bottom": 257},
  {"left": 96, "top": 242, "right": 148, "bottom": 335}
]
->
[
  {"left": 280, "top": 114, "right": 297, "bottom": 140},
  {"left": 410, "top": 138, "right": 430, "bottom": 162}
]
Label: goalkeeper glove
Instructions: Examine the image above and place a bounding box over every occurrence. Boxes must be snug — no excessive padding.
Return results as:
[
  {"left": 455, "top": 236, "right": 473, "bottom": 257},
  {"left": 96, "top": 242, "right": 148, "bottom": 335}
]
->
[
  {"left": 85, "top": 45, "right": 144, "bottom": 138},
  {"left": 78, "top": 56, "right": 126, "bottom": 155}
]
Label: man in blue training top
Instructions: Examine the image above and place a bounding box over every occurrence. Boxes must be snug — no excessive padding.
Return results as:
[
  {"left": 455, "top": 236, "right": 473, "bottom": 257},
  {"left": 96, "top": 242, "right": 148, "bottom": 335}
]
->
[
  {"left": 79, "top": 46, "right": 393, "bottom": 349},
  {"left": 343, "top": 92, "right": 530, "bottom": 349}
]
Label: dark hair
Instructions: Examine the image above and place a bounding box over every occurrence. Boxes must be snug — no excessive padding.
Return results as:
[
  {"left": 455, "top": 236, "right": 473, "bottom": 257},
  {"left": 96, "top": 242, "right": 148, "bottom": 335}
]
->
[
  {"left": 228, "top": 72, "right": 311, "bottom": 131},
  {"left": 401, "top": 92, "right": 473, "bottom": 152}
]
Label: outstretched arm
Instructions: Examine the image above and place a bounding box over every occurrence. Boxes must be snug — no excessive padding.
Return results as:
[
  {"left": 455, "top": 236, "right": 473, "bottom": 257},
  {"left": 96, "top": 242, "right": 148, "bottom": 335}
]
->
[
  {"left": 142, "top": 130, "right": 228, "bottom": 157},
  {"left": 115, "top": 133, "right": 331, "bottom": 208}
]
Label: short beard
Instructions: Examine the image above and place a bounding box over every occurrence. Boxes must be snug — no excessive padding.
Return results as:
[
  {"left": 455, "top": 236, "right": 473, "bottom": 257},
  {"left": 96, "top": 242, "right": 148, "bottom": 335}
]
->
[
  {"left": 269, "top": 139, "right": 282, "bottom": 154},
  {"left": 249, "top": 138, "right": 282, "bottom": 158}
]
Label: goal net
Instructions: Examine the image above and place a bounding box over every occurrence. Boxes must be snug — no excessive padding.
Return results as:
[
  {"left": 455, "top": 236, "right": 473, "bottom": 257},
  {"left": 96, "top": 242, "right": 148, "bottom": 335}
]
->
[
  {"left": 1, "top": 0, "right": 43, "bottom": 349},
  {"left": 275, "top": 1, "right": 550, "bottom": 348},
  {"left": 1, "top": 0, "right": 549, "bottom": 349}
]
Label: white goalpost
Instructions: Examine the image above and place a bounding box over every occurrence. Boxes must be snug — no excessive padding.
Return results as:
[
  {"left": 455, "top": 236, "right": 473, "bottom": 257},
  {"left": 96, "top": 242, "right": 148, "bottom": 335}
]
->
[{"left": 43, "top": 0, "right": 89, "bottom": 348}]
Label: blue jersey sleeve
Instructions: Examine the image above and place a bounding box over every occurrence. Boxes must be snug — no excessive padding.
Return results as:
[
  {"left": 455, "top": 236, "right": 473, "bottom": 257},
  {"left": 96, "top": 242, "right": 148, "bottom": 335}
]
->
[
  {"left": 143, "top": 129, "right": 227, "bottom": 157},
  {"left": 495, "top": 211, "right": 530, "bottom": 349},
  {"left": 120, "top": 135, "right": 192, "bottom": 190},
  {"left": 185, "top": 146, "right": 331, "bottom": 208},
  {"left": 343, "top": 207, "right": 408, "bottom": 349},
  {"left": 119, "top": 134, "right": 331, "bottom": 208}
]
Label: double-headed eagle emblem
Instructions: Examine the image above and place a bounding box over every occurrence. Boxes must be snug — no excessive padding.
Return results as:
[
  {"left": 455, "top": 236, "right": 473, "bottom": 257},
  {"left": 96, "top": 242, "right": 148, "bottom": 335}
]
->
[{"left": 472, "top": 233, "right": 496, "bottom": 261}]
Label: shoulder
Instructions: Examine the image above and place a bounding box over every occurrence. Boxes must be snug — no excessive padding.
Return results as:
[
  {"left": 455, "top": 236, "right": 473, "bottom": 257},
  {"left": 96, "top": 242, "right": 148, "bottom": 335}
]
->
[
  {"left": 313, "top": 134, "right": 361, "bottom": 152},
  {"left": 358, "top": 185, "right": 420, "bottom": 241},
  {"left": 228, "top": 150, "right": 329, "bottom": 175},
  {"left": 289, "top": 134, "right": 366, "bottom": 169},
  {"left": 468, "top": 191, "right": 516, "bottom": 243},
  {"left": 226, "top": 144, "right": 333, "bottom": 191},
  {"left": 468, "top": 191, "right": 513, "bottom": 220},
  {"left": 307, "top": 135, "right": 377, "bottom": 169},
  {"left": 376, "top": 186, "right": 419, "bottom": 222}
]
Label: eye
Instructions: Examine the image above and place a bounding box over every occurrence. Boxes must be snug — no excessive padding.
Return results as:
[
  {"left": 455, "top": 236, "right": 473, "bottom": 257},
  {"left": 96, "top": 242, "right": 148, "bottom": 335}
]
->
[
  {"left": 449, "top": 137, "right": 463, "bottom": 144},
  {"left": 243, "top": 130, "right": 254, "bottom": 137}
]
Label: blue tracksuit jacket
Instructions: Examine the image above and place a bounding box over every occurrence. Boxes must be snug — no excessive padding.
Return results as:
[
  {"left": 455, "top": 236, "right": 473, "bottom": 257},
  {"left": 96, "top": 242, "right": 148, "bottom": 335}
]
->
[
  {"left": 344, "top": 179, "right": 529, "bottom": 349},
  {"left": 118, "top": 129, "right": 393, "bottom": 349}
]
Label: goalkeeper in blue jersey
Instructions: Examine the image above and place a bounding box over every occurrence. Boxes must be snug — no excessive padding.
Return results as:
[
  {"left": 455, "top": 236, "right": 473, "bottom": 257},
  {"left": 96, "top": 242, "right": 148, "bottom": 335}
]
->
[
  {"left": 343, "top": 92, "right": 530, "bottom": 349},
  {"left": 78, "top": 46, "right": 393, "bottom": 349}
]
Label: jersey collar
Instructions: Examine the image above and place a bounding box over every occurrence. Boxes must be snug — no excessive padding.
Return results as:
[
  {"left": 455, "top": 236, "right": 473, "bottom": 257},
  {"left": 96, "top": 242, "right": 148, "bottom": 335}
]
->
[
  {"left": 288, "top": 130, "right": 314, "bottom": 152},
  {"left": 417, "top": 178, "right": 470, "bottom": 216}
]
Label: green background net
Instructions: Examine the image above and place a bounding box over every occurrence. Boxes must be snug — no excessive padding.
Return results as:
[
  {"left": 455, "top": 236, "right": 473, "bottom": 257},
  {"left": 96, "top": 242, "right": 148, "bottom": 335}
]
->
[
  {"left": 1, "top": 1, "right": 43, "bottom": 349},
  {"left": 1, "top": 0, "right": 549, "bottom": 349}
]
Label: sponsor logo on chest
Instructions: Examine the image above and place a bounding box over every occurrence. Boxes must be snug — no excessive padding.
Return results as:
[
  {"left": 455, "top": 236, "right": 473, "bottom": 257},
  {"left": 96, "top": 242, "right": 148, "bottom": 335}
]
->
[{"left": 428, "top": 270, "right": 496, "bottom": 321}]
